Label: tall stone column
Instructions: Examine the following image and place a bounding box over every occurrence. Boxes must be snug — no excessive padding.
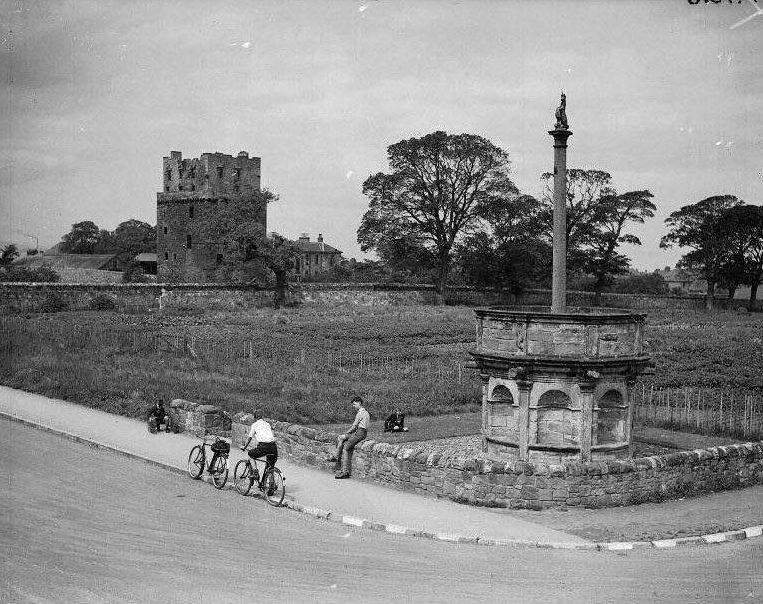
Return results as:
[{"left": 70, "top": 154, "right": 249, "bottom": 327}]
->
[{"left": 549, "top": 93, "right": 572, "bottom": 314}]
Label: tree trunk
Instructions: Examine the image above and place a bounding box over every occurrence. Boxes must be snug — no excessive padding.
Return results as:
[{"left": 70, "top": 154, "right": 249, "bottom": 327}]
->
[
  {"left": 435, "top": 257, "right": 449, "bottom": 306},
  {"left": 593, "top": 287, "right": 603, "bottom": 307},
  {"left": 750, "top": 280, "right": 760, "bottom": 312},
  {"left": 705, "top": 280, "right": 715, "bottom": 311},
  {"left": 273, "top": 270, "right": 288, "bottom": 309}
]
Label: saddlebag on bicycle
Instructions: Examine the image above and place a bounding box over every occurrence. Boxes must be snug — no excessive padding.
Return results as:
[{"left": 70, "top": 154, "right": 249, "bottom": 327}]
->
[{"left": 211, "top": 439, "right": 230, "bottom": 454}]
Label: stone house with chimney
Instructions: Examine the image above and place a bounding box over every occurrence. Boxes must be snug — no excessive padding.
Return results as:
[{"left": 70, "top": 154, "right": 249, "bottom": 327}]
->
[{"left": 293, "top": 233, "right": 342, "bottom": 278}]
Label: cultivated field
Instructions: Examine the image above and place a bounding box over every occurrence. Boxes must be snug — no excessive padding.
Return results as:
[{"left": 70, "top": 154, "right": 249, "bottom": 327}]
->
[{"left": 1, "top": 304, "right": 762, "bottom": 433}]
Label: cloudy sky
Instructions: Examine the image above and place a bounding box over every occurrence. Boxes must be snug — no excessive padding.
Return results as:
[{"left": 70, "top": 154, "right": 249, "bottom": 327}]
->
[{"left": 2, "top": 0, "right": 762, "bottom": 269}]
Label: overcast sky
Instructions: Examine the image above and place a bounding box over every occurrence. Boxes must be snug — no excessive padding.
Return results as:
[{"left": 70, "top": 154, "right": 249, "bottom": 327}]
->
[{"left": 2, "top": 0, "right": 762, "bottom": 269}]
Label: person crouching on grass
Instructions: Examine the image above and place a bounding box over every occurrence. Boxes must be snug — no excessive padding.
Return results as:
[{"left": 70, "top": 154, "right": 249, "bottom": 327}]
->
[{"left": 328, "top": 396, "right": 369, "bottom": 479}]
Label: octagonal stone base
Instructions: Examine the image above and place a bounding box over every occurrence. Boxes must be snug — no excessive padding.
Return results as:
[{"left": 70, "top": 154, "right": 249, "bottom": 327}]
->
[{"left": 471, "top": 306, "right": 652, "bottom": 463}]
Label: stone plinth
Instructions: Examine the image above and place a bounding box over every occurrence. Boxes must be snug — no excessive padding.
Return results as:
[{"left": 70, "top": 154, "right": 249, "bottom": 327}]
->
[{"left": 471, "top": 306, "right": 652, "bottom": 464}]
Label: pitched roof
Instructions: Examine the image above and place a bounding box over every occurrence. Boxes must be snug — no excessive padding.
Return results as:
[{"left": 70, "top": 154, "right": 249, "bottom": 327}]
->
[
  {"left": 294, "top": 240, "right": 342, "bottom": 254},
  {"left": 25, "top": 254, "right": 119, "bottom": 270}
]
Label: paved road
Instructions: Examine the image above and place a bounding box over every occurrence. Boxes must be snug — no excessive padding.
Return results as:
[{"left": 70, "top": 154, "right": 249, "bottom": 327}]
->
[{"left": 1, "top": 418, "right": 762, "bottom": 603}]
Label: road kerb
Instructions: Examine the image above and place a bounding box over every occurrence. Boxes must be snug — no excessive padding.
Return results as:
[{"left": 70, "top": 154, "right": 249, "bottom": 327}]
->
[{"left": 3, "top": 410, "right": 762, "bottom": 553}]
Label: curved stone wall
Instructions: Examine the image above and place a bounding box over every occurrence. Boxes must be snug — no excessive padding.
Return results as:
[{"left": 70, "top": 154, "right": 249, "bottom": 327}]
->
[
  {"left": 229, "top": 413, "right": 763, "bottom": 510},
  {"left": 168, "top": 404, "right": 763, "bottom": 509}
]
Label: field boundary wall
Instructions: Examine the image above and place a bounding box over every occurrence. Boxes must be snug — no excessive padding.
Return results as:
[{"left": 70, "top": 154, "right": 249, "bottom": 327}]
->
[{"left": 0, "top": 282, "right": 737, "bottom": 313}]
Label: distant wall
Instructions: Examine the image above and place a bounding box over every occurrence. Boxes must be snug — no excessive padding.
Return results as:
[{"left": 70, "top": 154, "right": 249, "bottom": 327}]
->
[{"left": 0, "top": 281, "right": 739, "bottom": 314}]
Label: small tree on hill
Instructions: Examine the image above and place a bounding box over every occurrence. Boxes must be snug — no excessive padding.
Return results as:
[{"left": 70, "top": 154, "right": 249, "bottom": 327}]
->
[{"left": 60, "top": 221, "right": 105, "bottom": 254}]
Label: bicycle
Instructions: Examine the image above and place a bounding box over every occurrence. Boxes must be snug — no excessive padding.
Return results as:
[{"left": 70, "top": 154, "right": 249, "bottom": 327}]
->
[
  {"left": 233, "top": 446, "right": 286, "bottom": 506},
  {"left": 187, "top": 433, "right": 230, "bottom": 489}
]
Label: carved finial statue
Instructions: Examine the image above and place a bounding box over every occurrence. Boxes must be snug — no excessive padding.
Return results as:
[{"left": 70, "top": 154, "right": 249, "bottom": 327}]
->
[{"left": 554, "top": 91, "right": 568, "bottom": 130}]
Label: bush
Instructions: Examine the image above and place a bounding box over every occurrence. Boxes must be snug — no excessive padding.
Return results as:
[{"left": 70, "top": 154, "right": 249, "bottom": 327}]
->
[
  {"left": 39, "top": 291, "right": 69, "bottom": 313},
  {"left": 0, "top": 265, "right": 60, "bottom": 282},
  {"left": 88, "top": 293, "right": 117, "bottom": 311}
]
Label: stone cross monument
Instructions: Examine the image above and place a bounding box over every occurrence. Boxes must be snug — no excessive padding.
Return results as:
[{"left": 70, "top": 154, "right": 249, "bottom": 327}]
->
[
  {"left": 549, "top": 92, "right": 572, "bottom": 314},
  {"left": 470, "top": 94, "right": 653, "bottom": 465}
]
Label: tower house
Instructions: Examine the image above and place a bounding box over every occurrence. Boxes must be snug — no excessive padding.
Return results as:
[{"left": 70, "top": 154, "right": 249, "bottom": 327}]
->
[{"left": 156, "top": 150, "right": 265, "bottom": 282}]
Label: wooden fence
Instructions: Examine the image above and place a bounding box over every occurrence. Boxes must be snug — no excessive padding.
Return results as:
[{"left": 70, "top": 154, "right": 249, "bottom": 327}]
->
[{"left": 634, "top": 384, "right": 763, "bottom": 440}]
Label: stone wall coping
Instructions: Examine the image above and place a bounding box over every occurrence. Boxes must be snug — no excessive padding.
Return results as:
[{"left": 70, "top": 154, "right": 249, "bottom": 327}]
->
[
  {"left": 0, "top": 281, "right": 722, "bottom": 303},
  {"left": 251, "top": 416, "right": 763, "bottom": 478}
]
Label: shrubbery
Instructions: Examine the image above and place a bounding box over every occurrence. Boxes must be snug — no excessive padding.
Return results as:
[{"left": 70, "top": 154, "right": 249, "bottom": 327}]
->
[
  {"left": 0, "top": 265, "right": 60, "bottom": 282},
  {"left": 39, "top": 291, "right": 69, "bottom": 313},
  {"left": 88, "top": 293, "right": 117, "bottom": 311}
]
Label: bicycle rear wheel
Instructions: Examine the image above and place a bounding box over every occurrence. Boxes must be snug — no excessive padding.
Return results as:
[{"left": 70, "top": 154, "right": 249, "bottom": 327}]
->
[
  {"left": 187, "top": 445, "right": 204, "bottom": 479},
  {"left": 263, "top": 467, "right": 285, "bottom": 507},
  {"left": 234, "top": 460, "right": 254, "bottom": 496},
  {"left": 211, "top": 454, "right": 229, "bottom": 489}
]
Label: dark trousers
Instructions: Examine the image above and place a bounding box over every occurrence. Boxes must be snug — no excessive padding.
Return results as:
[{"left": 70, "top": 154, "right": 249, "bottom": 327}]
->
[
  {"left": 248, "top": 442, "right": 278, "bottom": 471},
  {"left": 335, "top": 428, "right": 367, "bottom": 475}
]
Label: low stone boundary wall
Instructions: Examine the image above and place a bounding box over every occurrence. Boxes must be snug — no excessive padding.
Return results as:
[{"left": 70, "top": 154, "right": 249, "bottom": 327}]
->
[
  {"left": 169, "top": 398, "right": 232, "bottom": 435},
  {"left": 0, "top": 281, "right": 737, "bottom": 313},
  {"left": 163, "top": 404, "right": 763, "bottom": 508},
  {"left": 228, "top": 414, "right": 762, "bottom": 510}
]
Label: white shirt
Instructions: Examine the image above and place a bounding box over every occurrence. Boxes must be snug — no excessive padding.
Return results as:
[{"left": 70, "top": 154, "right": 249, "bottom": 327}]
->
[{"left": 248, "top": 419, "right": 275, "bottom": 444}]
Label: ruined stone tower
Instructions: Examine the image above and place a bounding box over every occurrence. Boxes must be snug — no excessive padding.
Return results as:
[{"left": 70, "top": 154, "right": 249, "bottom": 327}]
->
[{"left": 156, "top": 150, "right": 264, "bottom": 282}]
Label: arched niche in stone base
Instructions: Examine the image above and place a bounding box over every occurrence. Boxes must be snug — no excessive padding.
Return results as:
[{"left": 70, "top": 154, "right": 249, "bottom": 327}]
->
[
  {"left": 535, "top": 389, "right": 578, "bottom": 446},
  {"left": 486, "top": 382, "right": 519, "bottom": 441},
  {"left": 593, "top": 388, "right": 628, "bottom": 445}
]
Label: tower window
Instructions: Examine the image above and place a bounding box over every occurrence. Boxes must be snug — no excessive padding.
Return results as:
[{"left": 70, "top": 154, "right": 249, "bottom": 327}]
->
[
  {"left": 234, "top": 168, "right": 241, "bottom": 181},
  {"left": 217, "top": 167, "right": 223, "bottom": 179},
  {"left": 164, "top": 252, "right": 168, "bottom": 260},
  {"left": 189, "top": 206, "right": 194, "bottom": 219},
  {"left": 173, "top": 253, "right": 177, "bottom": 261},
  {"left": 166, "top": 169, "right": 172, "bottom": 181},
  {"left": 216, "top": 253, "right": 223, "bottom": 265},
  {"left": 187, "top": 235, "right": 192, "bottom": 249},
  {"left": 163, "top": 226, "right": 168, "bottom": 235},
  {"left": 165, "top": 185, "right": 169, "bottom": 192}
]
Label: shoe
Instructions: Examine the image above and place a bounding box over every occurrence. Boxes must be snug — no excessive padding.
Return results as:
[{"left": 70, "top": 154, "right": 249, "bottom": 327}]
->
[{"left": 334, "top": 473, "right": 350, "bottom": 479}]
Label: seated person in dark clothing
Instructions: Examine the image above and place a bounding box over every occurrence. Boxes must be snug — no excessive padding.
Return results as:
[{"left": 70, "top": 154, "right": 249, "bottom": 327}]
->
[
  {"left": 147, "top": 399, "right": 171, "bottom": 433},
  {"left": 384, "top": 410, "right": 408, "bottom": 432}
]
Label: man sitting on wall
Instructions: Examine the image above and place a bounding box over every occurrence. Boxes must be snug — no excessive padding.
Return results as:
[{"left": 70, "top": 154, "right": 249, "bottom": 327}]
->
[
  {"left": 384, "top": 410, "right": 408, "bottom": 432},
  {"left": 328, "top": 396, "right": 370, "bottom": 479}
]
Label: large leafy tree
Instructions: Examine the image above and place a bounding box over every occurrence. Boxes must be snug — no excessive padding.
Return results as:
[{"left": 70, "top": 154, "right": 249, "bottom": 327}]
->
[
  {"left": 539, "top": 170, "right": 655, "bottom": 302},
  {"left": 112, "top": 219, "right": 156, "bottom": 262},
  {"left": 358, "top": 130, "right": 519, "bottom": 303},
  {"left": 660, "top": 195, "right": 742, "bottom": 310},
  {"left": 717, "top": 204, "right": 763, "bottom": 310},
  {"left": 456, "top": 193, "right": 550, "bottom": 291},
  {"left": 540, "top": 168, "right": 616, "bottom": 272},
  {"left": 195, "top": 191, "right": 299, "bottom": 307},
  {"left": 583, "top": 190, "right": 656, "bottom": 304}
]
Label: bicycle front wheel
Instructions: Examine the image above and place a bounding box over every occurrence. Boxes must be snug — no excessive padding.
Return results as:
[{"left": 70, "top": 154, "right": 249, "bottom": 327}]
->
[
  {"left": 211, "top": 455, "right": 229, "bottom": 490},
  {"left": 187, "top": 445, "right": 204, "bottom": 479},
  {"left": 234, "top": 460, "right": 254, "bottom": 496},
  {"left": 264, "top": 467, "right": 285, "bottom": 507}
]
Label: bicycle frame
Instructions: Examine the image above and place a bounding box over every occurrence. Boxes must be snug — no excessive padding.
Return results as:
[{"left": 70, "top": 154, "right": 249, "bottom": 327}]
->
[{"left": 200, "top": 435, "right": 231, "bottom": 471}]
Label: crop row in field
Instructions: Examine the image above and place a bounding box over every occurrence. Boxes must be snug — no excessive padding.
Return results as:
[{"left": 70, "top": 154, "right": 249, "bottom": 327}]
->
[{"left": 1, "top": 305, "right": 761, "bottom": 426}]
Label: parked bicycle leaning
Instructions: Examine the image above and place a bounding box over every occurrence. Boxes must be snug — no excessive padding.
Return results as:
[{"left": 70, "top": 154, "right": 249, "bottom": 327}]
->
[{"left": 187, "top": 431, "right": 231, "bottom": 489}]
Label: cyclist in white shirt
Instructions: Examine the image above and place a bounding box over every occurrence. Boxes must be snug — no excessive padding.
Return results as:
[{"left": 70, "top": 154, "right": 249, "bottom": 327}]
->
[{"left": 240, "top": 410, "right": 278, "bottom": 480}]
